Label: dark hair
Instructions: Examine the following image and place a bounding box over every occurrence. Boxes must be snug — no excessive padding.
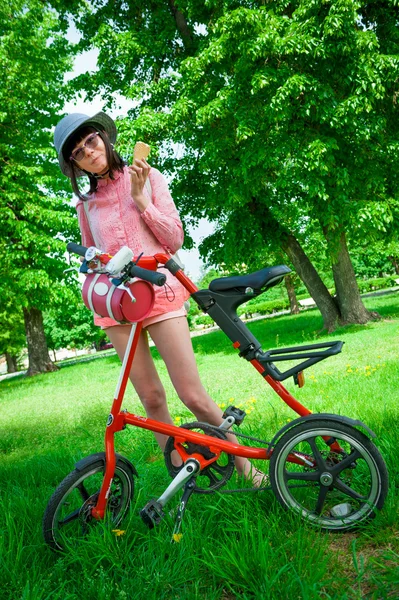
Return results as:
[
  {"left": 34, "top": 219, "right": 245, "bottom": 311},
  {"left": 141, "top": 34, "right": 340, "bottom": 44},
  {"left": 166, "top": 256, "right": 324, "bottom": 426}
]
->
[{"left": 63, "top": 126, "right": 125, "bottom": 201}]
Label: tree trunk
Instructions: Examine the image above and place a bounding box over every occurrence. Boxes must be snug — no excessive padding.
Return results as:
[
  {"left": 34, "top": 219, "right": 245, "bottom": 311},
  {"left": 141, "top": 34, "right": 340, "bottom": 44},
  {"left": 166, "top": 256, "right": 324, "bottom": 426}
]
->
[
  {"left": 5, "top": 352, "right": 18, "bottom": 373},
  {"left": 249, "top": 198, "right": 341, "bottom": 331},
  {"left": 388, "top": 255, "right": 399, "bottom": 275},
  {"left": 23, "top": 307, "right": 58, "bottom": 376},
  {"left": 284, "top": 273, "right": 300, "bottom": 315},
  {"left": 324, "top": 229, "right": 379, "bottom": 325},
  {"left": 281, "top": 233, "right": 341, "bottom": 332}
]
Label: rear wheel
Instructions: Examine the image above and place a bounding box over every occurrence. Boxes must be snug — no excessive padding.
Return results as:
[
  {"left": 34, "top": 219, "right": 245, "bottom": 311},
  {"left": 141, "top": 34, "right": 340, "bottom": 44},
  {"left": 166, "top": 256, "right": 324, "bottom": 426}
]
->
[
  {"left": 269, "top": 419, "right": 388, "bottom": 531},
  {"left": 43, "top": 457, "right": 135, "bottom": 551}
]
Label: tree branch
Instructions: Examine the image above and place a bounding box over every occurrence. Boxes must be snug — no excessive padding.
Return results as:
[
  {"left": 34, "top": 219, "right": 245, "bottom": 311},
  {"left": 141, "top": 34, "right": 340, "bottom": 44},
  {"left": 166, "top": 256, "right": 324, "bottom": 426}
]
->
[{"left": 167, "top": 0, "right": 196, "bottom": 54}]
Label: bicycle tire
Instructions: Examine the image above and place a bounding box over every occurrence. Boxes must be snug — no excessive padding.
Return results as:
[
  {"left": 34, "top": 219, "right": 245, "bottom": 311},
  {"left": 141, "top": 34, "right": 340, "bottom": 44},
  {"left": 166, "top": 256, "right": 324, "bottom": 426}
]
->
[
  {"left": 269, "top": 419, "right": 388, "bottom": 531},
  {"left": 43, "top": 456, "right": 135, "bottom": 551}
]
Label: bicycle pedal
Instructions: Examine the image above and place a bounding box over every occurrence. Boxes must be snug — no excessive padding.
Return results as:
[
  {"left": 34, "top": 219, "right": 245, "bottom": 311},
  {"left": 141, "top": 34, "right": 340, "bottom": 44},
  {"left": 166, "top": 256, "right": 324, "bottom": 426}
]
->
[
  {"left": 222, "top": 405, "right": 246, "bottom": 426},
  {"left": 140, "top": 499, "right": 165, "bottom": 529}
]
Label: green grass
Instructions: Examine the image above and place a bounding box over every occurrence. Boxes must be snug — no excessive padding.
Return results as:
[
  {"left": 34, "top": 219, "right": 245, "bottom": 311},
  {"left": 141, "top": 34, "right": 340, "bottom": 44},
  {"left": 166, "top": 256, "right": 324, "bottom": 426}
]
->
[{"left": 1, "top": 293, "right": 399, "bottom": 599}]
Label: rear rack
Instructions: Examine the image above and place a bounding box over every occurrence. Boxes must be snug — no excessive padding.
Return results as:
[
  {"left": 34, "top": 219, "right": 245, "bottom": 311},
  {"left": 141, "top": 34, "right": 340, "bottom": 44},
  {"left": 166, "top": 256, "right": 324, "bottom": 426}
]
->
[{"left": 256, "top": 341, "right": 344, "bottom": 382}]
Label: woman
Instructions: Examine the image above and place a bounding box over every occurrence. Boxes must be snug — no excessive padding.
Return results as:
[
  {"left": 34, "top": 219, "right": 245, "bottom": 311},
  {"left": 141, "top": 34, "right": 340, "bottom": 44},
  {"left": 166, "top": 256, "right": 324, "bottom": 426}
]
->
[{"left": 54, "top": 111, "right": 265, "bottom": 485}]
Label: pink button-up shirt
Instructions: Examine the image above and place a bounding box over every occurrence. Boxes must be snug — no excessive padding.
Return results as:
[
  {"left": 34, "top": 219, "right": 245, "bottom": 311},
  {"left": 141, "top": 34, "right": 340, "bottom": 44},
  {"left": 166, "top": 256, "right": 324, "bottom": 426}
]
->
[{"left": 76, "top": 166, "right": 189, "bottom": 327}]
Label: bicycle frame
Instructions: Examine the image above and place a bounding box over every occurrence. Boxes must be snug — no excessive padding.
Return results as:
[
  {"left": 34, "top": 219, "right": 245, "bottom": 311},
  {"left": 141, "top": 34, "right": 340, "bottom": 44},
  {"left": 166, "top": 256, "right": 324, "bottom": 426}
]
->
[{"left": 91, "top": 252, "right": 340, "bottom": 520}]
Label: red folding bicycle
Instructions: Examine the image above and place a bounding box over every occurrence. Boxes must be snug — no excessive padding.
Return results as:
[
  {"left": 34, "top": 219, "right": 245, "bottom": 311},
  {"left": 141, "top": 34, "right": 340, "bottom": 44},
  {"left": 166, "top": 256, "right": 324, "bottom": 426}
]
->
[{"left": 43, "top": 243, "right": 389, "bottom": 551}]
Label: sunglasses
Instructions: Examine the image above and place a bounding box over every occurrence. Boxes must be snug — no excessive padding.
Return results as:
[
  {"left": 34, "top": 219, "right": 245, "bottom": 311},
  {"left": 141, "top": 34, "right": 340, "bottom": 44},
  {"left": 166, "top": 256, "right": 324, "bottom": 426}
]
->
[{"left": 70, "top": 132, "right": 101, "bottom": 163}]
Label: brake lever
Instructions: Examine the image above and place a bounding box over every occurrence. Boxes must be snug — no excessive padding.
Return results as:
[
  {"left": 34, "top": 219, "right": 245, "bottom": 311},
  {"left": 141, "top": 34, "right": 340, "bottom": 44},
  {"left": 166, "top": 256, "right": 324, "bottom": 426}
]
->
[{"left": 79, "top": 260, "right": 89, "bottom": 274}]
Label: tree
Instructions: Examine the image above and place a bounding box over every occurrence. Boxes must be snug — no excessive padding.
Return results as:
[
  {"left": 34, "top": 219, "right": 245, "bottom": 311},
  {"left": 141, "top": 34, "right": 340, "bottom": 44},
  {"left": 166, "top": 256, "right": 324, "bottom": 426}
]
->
[
  {"left": 47, "top": 0, "right": 399, "bottom": 331},
  {"left": 43, "top": 287, "right": 108, "bottom": 358},
  {"left": 0, "top": 1, "right": 80, "bottom": 375}
]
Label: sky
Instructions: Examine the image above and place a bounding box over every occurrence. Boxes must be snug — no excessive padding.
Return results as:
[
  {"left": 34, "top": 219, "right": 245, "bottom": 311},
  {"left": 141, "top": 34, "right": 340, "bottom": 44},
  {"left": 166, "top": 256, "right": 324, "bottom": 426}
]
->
[{"left": 63, "top": 26, "right": 214, "bottom": 282}]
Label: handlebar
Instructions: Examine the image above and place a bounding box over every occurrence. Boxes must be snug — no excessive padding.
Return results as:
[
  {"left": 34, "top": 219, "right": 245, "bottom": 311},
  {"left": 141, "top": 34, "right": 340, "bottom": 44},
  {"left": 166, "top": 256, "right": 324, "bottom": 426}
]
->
[
  {"left": 66, "top": 242, "right": 167, "bottom": 287},
  {"left": 66, "top": 242, "right": 88, "bottom": 257},
  {"left": 127, "top": 264, "right": 166, "bottom": 286}
]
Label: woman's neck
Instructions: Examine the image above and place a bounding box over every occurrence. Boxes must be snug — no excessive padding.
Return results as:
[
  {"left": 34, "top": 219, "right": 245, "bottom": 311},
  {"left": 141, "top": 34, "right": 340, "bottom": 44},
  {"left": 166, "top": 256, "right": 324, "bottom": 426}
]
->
[{"left": 94, "top": 167, "right": 110, "bottom": 179}]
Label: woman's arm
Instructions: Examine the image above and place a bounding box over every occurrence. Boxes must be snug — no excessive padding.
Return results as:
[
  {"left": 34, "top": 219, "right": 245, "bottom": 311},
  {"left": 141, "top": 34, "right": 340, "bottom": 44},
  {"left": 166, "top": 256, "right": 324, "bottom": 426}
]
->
[
  {"left": 139, "top": 168, "right": 184, "bottom": 254},
  {"left": 76, "top": 201, "right": 96, "bottom": 248}
]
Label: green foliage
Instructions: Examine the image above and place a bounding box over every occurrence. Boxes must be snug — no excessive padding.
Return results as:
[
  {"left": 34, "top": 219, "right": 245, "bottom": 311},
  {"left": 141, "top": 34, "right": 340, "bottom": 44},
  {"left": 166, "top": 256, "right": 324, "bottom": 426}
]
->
[
  {"left": 43, "top": 286, "right": 107, "bottom": 352},
  {"left": 0, "top": 308, "right": 25, "bottom": 359},
  {"left": 0, "top": 0, "right": 79, "bottom": 312},
  {"left": 357, "top": 275, "right": 399, "bottom": 294},
  {"left": 0, "top": 1, "right": 82, "bottom": 373}
]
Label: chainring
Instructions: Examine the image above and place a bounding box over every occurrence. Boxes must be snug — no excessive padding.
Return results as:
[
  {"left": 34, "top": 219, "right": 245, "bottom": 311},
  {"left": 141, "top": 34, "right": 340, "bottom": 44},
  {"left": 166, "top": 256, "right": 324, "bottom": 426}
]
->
[{"left": 164, "top": 422, "right": 235, "bottom": 494}]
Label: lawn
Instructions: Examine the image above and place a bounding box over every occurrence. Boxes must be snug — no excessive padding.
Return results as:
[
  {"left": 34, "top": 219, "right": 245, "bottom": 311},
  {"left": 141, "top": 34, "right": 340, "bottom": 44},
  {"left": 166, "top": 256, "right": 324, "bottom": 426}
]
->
[{"left": 0, "top": 292, "right": 398, "bottom": 599}]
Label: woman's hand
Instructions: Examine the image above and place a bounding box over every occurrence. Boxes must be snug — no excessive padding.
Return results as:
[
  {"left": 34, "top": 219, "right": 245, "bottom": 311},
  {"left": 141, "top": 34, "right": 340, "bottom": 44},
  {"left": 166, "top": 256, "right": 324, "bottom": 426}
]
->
[{"left": 128, "top": 159, "right": 151, "bottom": 212}]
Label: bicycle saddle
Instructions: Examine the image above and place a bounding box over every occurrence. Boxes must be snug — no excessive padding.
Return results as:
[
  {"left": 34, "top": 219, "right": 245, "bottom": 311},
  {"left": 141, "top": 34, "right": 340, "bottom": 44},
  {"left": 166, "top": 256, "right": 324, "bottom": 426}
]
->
[{"left": 209, "top": 265, "right": 291, "bottom": 293}]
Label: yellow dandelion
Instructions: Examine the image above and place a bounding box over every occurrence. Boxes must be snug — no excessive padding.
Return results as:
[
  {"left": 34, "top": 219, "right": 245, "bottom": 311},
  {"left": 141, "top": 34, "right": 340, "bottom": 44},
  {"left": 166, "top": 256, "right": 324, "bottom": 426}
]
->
[
  {"left": 172, "top": 533, "right": 183, "bottom": 543},
  {"left": 112, "top": 529, "right": 126, "bottom": 537},
  {"left": 365, "top": 365, "right": 371, "bottom": 370}
]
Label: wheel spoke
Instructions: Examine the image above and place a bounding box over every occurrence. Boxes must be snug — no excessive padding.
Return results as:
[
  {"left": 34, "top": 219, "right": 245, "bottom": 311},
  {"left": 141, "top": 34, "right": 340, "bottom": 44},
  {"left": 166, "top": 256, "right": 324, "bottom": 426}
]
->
[
  {"left": 330, "top": 449, "right": 362, "bottom": 476},
  {"left": 59, "top": 507, "right": 81, "bottom": 527},
  {"left": 285, "top": 470, "right": 319, "bottom": 482},
  {"left": 308, "top": 437, "right": 327, "bottom": 469},
  {"left": 314, "top": 485, "right": 329, "bottom": 515},
  {"left": 334, "top": 477, "right": 367, "bottom": 501},
  {"left": 77, "top": 482, "right": 91, "bottom": 501}
]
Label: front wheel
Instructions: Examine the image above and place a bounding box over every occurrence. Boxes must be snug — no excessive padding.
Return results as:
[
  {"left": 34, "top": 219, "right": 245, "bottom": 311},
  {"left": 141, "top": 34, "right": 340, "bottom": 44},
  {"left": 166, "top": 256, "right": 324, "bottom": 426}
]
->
[
  {"left": 43, "top": 456, "right": 135, "bottom": 551},
  {"left": 269, "top": 419, "right": 388, "bottom": 531}
]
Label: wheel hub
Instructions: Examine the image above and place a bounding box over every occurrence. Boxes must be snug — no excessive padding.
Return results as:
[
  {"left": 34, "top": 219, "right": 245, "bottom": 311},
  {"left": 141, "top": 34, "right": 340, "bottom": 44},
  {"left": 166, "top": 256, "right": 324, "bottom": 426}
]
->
[{"left": 320, "top": 472, "right": 334, "bottom": 486}]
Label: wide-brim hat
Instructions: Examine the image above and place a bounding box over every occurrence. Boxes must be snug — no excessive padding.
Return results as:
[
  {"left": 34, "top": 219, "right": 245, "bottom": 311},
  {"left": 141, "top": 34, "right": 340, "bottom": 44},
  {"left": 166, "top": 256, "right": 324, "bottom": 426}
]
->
[{"left": 54, "top": 111, "right": 117, "bottom": 177}]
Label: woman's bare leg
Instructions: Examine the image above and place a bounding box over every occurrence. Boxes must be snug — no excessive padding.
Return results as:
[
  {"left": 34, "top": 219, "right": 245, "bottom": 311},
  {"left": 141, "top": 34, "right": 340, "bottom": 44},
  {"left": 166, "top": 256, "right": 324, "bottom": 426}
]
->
[
  {"left": 147, "top": 317, "right": 267, "bottom": 484},
  {"left": 104, "top": 325, "right": 174, "bottom": 451}
]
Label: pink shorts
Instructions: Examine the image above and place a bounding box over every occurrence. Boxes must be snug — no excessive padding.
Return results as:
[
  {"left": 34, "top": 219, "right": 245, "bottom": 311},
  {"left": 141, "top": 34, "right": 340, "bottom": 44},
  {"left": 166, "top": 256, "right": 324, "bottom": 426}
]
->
[{"left": 102, "top": 306, "right": 187, "bottom": 330}]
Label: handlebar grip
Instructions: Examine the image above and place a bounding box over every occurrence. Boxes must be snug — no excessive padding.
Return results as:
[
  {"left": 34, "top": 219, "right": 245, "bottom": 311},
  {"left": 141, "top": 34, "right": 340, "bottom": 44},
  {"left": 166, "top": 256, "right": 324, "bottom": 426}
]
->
[
  {"left": 67, "top": 242, "right": 88, "bottom": 257},
  {"left": 128, "top": 265, "right": 167, "bottom": 287}
]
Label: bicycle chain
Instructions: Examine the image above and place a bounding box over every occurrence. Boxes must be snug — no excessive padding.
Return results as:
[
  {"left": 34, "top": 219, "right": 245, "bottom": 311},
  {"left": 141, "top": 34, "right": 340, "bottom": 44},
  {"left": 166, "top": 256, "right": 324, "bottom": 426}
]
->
[
  {"left": 175, "top": 421, "right": 273, "bottom": 494},
  {"left": 197, "top": 421, "right": 272, "bottom": 448}
]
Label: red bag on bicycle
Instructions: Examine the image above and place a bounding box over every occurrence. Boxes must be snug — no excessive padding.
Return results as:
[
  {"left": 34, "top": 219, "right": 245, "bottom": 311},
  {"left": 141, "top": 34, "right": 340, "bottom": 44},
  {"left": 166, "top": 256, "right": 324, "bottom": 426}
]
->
[{"left": 82, "top": 274, "right": 155, "bottom": 323}]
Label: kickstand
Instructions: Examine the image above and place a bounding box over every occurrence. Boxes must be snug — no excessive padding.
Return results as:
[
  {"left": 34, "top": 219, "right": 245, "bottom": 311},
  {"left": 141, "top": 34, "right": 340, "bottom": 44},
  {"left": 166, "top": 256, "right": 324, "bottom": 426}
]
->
[{"left": 171, "top": 478, "right": 196, "bottom": 543}]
